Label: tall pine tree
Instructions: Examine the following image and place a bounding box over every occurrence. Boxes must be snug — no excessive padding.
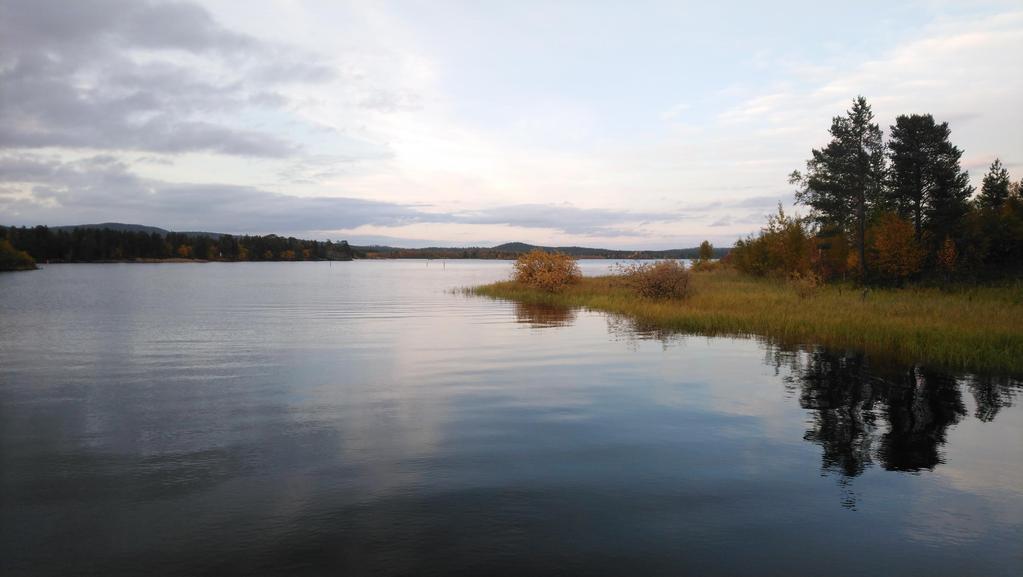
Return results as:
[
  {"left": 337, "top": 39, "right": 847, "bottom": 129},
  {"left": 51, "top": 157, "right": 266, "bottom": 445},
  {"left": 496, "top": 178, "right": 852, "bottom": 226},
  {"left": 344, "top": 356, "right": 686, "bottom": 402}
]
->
[
  {"left": 792, "top": 96, "right": 885, "bottom": 277},
  {"left": 886, "top": 114, "right": 971, "bottom": 246}
]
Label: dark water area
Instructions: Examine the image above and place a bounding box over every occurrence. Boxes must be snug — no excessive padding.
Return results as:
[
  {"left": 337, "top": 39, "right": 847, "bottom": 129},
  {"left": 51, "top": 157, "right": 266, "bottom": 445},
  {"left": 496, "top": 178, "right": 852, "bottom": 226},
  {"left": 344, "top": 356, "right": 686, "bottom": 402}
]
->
[{"left": 1, "top": 261, "right": 1021, "bottom": 576}]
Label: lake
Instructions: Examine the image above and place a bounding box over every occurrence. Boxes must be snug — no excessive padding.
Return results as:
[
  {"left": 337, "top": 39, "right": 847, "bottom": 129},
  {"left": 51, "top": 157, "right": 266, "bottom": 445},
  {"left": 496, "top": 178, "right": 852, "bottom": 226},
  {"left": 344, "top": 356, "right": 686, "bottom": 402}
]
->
[{"left": 1, "top": 261, "right": 1020, "bottom": 576}]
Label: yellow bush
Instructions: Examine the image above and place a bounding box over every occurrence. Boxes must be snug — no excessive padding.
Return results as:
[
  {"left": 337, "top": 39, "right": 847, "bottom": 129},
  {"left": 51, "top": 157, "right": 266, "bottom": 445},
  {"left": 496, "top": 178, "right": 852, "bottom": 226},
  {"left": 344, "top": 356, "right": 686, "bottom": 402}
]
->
[
  {"left": 690, "top": 259, "right": 722, "bottom": 272},
  {"left": 618, "top": 260, "right": 692, "bottom": 300},
  {"left": 789, "top": 271, "right": 822, "bottom": 299},
  {"left": 870, "top": 213, "right": 925, "bottom": 283},
  {"left": 937, "top": 237, "right": 957, "bottom": 276},
  {"left": 513, "top": 250, "right": 581, "bottom": 292}
]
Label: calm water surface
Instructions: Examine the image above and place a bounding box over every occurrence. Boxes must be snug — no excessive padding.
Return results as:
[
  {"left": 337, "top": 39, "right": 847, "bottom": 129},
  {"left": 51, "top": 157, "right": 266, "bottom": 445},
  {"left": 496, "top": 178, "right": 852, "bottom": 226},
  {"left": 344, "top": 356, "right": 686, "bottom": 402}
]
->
[{"left": 1, "top": 261, "right": 1021, "bottom": 576}]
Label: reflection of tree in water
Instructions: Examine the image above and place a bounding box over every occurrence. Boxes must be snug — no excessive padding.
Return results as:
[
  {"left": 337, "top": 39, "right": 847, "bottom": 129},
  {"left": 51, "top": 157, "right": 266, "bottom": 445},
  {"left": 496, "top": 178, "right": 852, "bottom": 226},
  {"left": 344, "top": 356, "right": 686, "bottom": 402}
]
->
[
  {"left": 965, "top": 374, "right": 1018, "bottom": 422},
  {"left": 513, "top": 302, "right": 577, "bottom": 328},
  {"left": 602, "top": 313, "right": 1020, "bottom": 506},
  {"left": 790, "top": 351, "right": 884, "bottom": 478},
  {"left": 776, "top": 347, "right": 1019, "bottom": 502}
]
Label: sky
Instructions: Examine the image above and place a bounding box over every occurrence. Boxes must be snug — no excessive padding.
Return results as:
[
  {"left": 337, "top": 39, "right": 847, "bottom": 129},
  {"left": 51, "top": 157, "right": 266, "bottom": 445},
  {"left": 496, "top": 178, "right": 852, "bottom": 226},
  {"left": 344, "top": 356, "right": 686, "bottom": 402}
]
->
[{"left": 1, "top": 0, "right": 1021, "bottom": 248}]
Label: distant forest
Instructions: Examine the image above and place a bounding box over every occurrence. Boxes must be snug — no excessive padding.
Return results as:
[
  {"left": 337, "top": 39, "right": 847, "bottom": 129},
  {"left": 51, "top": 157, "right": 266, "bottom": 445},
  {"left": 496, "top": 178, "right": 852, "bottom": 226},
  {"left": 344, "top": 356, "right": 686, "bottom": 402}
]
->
[
  {"left": 730, "top": 97, "right": 1023, "bottom": 284},
  {"left": 356, "top": 242, "right": 730, "bottom": 260},
  {"left": 0, "top": 224, "right": 729, "bottom": 264},
  {"left": 0, "top": 225, "right": 355, "bottom": 263}
]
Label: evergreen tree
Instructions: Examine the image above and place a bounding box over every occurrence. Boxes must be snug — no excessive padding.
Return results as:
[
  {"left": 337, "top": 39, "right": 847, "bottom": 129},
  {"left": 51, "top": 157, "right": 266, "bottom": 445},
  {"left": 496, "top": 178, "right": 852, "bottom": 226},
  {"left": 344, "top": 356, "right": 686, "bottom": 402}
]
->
[
  {"left": 886, "top": 114, "right": 971, "bottom": 244},
  {"left": 977, "top": 158, "right": 1011, "bottom": 209},
  {"left": 1013, "top": 179, "right": 1023, "bottom": 200},
  {"left": 698, "top": 240, "right": 713, "bottom": 261},
  {"left": 792, "top": 96, "right": 885, "bottom": 278}
]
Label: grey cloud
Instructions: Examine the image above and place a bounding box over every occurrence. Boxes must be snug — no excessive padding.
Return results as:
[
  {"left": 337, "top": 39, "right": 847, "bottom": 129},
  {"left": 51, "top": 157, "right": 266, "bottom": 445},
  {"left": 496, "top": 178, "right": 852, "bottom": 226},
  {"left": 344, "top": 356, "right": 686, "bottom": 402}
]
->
[
  {"left": 359, "top": 90, "right": 423, "bottom": 112},
  {"left": 1, "top": 154, "right": 680, "bottom": 237},
  {"left": 250, "top": 59, "right": 337, "bottom": 85},
  {"left": 451, "top": 204, "right": 683, "bottom": 236},
  {"left": 679, "top": 193, "right": 794, "bottom": 213},
  {"left": 730, "top": 193, "right": 794, "bottom": 208},
  {"left": 1, "top": 0, "right": 255, "bottom": 55},
  {"left": 709, "top": 212, "right": 769, "bottom": 228},
  {"left": 134, "top": 156, "right": 175, "bottom": 166},
  {"left": 248, "top": 92, "right": 290, "bottom": 108},
  {"left": 119, "top": 1, "right": 256, "bottom": 52},
  {"left": 0, "top": 154, "right": 418, "bottom": 232},
  {"left": 0, "top": 0, "right": 332, "bottom": 157}
]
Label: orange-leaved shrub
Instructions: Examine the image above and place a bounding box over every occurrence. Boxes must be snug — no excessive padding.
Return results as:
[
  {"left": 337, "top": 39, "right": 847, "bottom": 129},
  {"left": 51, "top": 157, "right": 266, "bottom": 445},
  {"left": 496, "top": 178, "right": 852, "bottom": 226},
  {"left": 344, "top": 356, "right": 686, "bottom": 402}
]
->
[
  {"left": 617, "top": 260, "right": 692, "bottom": 300},
  {"left": 936, "top": 236, "right": 958, "bottom": 280},
  {"left": 690, "top": 258, "right": 722, "bottom": 272},
  {"left": 513, "top": 249, "right": 581, "bottom": 292},
  {"left": 789, "top": 271, "right": 822, "bottom": 299},
  {"left": 730, "top": 205, "right": 814, "bottom": 278},
  {"left": 870, "top": 213, "right": 925, "bottom": 284}
]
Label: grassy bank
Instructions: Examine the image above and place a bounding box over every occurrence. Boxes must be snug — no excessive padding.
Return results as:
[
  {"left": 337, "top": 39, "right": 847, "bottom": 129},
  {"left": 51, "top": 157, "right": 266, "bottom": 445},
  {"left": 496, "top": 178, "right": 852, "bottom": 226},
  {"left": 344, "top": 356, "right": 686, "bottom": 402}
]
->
[{"left": 470, "top": 269, "right": 1023, "bottom": 373}]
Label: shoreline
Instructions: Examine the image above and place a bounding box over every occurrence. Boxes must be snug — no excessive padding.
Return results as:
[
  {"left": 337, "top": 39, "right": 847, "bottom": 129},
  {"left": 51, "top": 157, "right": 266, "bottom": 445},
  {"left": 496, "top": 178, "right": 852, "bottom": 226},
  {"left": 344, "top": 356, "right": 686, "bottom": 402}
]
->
[
  {"left": 469, "top": 269, "right": 1023, "bottom": 374},
  {"left": 33, "top": 258, "right": 354, "bottom": 264}
]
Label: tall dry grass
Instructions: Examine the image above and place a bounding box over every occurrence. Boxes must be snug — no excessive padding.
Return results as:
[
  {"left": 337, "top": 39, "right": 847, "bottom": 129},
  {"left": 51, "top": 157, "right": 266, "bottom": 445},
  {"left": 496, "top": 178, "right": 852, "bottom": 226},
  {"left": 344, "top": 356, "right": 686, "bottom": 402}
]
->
[{"left": 470, "top": 268, "right": 1023, "bottom": 373}]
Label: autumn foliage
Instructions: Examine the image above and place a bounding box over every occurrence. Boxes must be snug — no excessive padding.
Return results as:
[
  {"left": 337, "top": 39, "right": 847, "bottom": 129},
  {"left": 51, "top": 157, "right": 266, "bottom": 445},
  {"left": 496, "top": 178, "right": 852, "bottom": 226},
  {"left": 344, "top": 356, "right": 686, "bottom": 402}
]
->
[
  {"left": 730, "top": 205, "right": 814, "bottom": 278},
  {"left": 0, "top": 239, "right": 36, "bottom": 271},
  {"left": 870, "top": 213, "right": 925, "bottom": 283},
  {"left": 936, "top": 237, "right": 957, "bottom": 278},
  {"left": 617, "top": 260, "right": 692, "bottom": 300},
  {"left": 513, "top": 250, "right": 581, "bottom": 292},
  {"left": 778, "top": 97, "right": 1023, "bottom": 284}
]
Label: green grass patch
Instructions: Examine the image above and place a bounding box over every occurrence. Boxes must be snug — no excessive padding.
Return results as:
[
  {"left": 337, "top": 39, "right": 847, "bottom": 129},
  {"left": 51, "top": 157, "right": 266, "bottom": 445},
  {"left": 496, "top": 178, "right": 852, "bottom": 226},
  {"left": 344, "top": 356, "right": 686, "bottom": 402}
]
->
[{"left": 468, "top": 268, "right": 1023, "bottom": 374}]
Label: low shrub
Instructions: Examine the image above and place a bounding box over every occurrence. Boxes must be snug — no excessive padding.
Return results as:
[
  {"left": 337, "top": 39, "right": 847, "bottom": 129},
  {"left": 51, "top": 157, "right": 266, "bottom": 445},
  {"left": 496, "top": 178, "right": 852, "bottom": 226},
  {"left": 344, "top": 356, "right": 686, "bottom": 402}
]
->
[
  {"left": 618, "top": 260, "right": 692, "bottom": 300},
  {"left": 789, "top": 271, "right": 822, "bottom": 299},
  {"left": 513, "top": 249, "right": 581, "bottom": 292},
  {"left": 690, "top": 259, "right": 722, "bottom": 272}
]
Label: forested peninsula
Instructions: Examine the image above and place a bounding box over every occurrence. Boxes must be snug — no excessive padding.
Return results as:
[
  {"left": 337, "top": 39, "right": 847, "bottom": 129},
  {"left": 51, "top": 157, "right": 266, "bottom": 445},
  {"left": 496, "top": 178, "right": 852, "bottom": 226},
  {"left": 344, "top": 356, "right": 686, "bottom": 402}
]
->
[
  {"left": 0, "top": 224, "right": 354, "bottom": 267},
  {"left": 472, "top": 97, "right": 1023, "bottom": 373}
]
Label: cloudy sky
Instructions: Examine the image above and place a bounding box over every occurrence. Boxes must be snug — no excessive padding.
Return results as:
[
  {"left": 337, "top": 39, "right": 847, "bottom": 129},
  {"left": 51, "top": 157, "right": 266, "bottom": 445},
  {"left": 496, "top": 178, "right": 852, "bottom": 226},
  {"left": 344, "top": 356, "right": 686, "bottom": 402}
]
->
[{"left": 1, "top": 0, "right": 1020, "bottom": 248}]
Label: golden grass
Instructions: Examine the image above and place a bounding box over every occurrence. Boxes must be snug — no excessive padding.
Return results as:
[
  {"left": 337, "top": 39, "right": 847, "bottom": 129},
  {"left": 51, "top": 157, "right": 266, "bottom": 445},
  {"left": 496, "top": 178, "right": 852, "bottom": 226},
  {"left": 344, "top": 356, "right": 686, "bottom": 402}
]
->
[{"left": 469, "top": 268, "right": 1023, "bottom": 373}]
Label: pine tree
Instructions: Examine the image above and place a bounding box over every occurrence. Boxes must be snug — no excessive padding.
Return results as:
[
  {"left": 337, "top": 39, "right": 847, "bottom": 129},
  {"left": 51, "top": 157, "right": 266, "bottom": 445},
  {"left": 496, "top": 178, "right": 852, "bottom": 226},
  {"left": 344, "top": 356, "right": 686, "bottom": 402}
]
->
[
  {"left": 698, "top": 240, "right": 713, "bottom": 261},
  {"left": 977, "top": 158, "right": 1011, "bottom": 209},
  {"left": 792, "top": 96, "right": 885, "bottom": 278},
  {"left": 886, "top": 114, "right": 971, "bottom": 244}
]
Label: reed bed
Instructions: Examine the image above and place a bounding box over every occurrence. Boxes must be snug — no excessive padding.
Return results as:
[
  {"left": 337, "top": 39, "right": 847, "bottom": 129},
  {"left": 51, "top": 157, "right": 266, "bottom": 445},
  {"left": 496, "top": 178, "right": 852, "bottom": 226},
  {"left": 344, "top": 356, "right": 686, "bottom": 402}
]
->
[{"left": 469, "top": 269, "right": 1023, "bottom": 373}]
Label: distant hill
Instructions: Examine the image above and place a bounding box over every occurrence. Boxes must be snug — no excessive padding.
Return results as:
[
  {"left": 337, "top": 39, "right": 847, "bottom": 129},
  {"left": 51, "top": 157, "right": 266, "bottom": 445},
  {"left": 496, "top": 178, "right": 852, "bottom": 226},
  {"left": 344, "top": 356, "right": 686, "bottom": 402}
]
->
[
  {"left": 20, "top": 223, "right": 729, "bottom": 260},
  {"left": 351, "top": 242, "right": 729, "bottom": 260},
  {"left": 51, "top": 223, "right": 223, "bottom": 238},
  {"left": 489, "top": 242, "right": 536, "bottom": 252},
  {"left": 487, "top": 242, "right": 729, "bottom": 259},
  {"left": 52, "top": 222, "right": 171, "bottom": 235}
]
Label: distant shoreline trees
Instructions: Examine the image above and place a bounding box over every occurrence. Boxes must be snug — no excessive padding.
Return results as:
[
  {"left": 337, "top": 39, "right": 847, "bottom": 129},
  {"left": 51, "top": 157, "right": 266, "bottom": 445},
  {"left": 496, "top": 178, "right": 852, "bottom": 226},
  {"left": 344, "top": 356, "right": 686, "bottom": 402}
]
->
[
  {"left": 0, "top": 239, "right": 36, "bottom": 271},
  {"left": 733, "top": 96, "right": 1022, "bottom": 284},
  {"left": 0, "top": 226, "right": 354, "bottom": 263},
  {"left": 1, "top": 226, "right": 732, "bottom": 264}
]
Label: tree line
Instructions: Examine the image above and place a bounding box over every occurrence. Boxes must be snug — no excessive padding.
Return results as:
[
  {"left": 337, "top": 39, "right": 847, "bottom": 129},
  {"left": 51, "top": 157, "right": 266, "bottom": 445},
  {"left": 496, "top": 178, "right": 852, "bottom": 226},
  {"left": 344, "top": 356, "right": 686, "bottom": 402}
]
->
[
  {"left": 356, "top": 243, "right": 730, "bottom": 260},
  {"left": 730, "top": 96, "right": 1022, "bottom": 284},
  {"left": 0, "top": 226, "right": 354, "bottom": 263}
]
